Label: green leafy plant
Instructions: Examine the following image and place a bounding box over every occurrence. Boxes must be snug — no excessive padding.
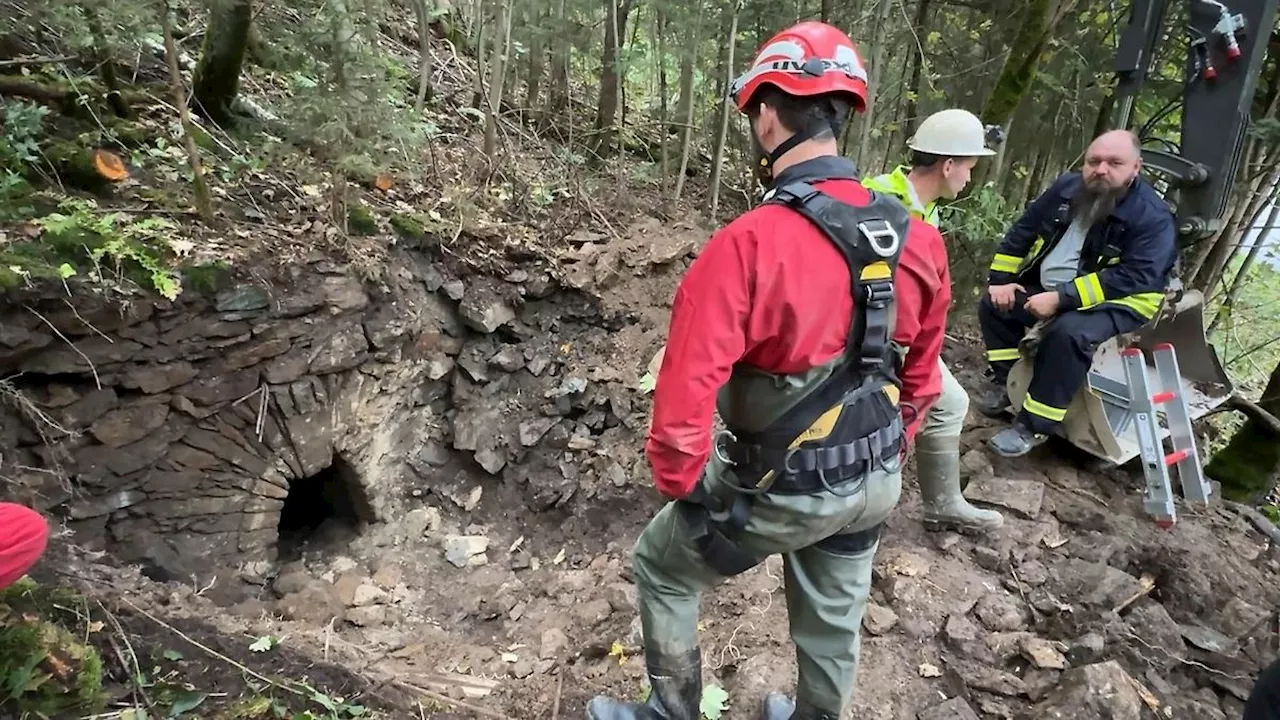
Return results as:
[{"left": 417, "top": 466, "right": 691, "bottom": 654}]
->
[
  {"left": 0, "top": 100, "right": 49, "bottom": 220},
  {"left": 1, "top": 197, "right": 184, "bottom": 298}
]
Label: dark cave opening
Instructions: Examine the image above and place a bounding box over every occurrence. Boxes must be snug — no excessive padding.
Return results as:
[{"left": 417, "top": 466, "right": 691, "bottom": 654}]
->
[{"left": 276, "top": 454, "right": 374, "bottom": 561}]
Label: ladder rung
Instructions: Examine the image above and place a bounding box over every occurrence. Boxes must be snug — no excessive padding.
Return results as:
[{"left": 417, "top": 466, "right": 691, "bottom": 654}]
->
[
  {"left": 1150, "top": 391, "right": 1176, "bottom": 405},
  {"left": 1164, "top": 449, "right": 1190, "bottom": 466}
]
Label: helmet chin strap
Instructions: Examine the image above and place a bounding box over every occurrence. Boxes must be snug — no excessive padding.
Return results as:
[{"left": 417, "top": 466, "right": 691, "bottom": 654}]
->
[
  {"left": 758, "top": 120, "right": 845, "bottom": 188},
  {"left": 757, "top": 98, "right": 846, "bottom": 188}
]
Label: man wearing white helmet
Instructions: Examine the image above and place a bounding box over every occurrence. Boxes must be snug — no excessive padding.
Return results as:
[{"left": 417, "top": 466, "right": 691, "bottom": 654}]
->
[{"left": 863, "top": 108, "right": 1004, "bottom": 535}]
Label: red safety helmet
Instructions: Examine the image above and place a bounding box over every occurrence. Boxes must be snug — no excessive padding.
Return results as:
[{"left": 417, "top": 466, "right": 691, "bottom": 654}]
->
[{"left": 730, "top": 22, "right": 869, "bottom": 114}]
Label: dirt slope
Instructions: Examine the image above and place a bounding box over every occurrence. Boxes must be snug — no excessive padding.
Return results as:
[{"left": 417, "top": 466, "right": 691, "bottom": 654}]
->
[{"left": 11, "top": 216, "right": 1277, "bottom": 720}]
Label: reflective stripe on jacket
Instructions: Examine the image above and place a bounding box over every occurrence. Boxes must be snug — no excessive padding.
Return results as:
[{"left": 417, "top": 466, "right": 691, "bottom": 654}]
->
[
  {"left": 986, "top": 172, "right": 1176, "bottom": 321},
  {"left": 863, "top": 166, "right": 940, "bottom": 227}
]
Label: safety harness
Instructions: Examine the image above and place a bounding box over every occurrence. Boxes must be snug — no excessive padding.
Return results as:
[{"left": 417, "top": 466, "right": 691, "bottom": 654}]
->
[{"left": 682, "top": 160, "right": 914, "bottom": 577}]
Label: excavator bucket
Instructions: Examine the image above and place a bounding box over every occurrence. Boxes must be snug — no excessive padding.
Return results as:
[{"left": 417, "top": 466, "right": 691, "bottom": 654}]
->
[{"left": 1005, "top": 289, "right": 1234, "bottom": 466}]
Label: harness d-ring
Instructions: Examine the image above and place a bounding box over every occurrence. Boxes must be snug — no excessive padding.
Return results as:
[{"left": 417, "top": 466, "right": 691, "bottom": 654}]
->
[
  {"left": 713, "top": 430, "right": 737, "bottom": 466},
  {"left": 782, "top": 447, "right": 802, "bottom": 477}
]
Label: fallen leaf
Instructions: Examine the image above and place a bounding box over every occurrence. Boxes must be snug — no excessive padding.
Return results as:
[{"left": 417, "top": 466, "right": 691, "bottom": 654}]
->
[
  {"left": 168, "top": 238, "right": 195, "bottom": 257},
  {"left": 608, "top": 640, "right": 627, "bottom": 665},
  {"left": 170, "top": 690, "right": 207, "bottom": 715},
  {"left": 700, "top": 684, "right": 730, "bottom": 720},
  {"left": 249, "top": 635, "right": 278, "bottom": 652}
]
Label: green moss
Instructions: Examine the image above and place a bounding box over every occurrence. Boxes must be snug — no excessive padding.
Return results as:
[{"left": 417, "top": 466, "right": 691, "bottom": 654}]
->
[
  {"left": 347, "top": 204, "right": 378, "bottom": 236},
  {"left": 221, "top": 696, "right": 276, "bottom": 719},
  {"left": 0, "top": 580, "right": 107, "bottom": 717},
  {"left": 191, "top": 124, "right": 220, "bottom": 152},
  {"left": 389, "top": 212, "right": 428, "bottom": 242},
  {"left": 183, "top": 259, "right": 234, "bottom": 294},
  {"left": 1206, "top": 420, "right": 1280, "bottom": 502}
]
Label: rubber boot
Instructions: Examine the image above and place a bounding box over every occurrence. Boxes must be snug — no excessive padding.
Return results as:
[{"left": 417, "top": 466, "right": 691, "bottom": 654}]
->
[
  {"left": 974, "top": 377, "right": 1011, "bottom": 418},
  {"left": 759, "top": 693, "right": 839, "bottom": 720},
  {"left": 916, "top": 434, "right": 1003, "bottom": 535},
  {"left": 587, "top": 649, "right": 702, "bottom": 720}
]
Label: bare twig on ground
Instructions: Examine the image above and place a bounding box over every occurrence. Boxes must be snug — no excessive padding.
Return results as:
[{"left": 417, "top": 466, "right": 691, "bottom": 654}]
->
[
  {"left": 391, "top": 679, "right": 514, "bottom": 720},
  {"left": 1121, "top": 629, "right": 1254, "bottom": 681},
  {"left": 1227, "top": 393, "right": 1280, "bottom": 436},
  {"left": 99, "top": 600, "right": 155, "bottom": 713},
  {"left": 1112, "top": 573, "right": 1157, "bottom": 614},
  {"left": 1044, "top": 476, "right": 1109, "bottom": 508},
  {"left": 551, "top": 674, "right": 563, "bottom": 720},
  {"left": 1224, "top": 501, "right": 1280, "bottom": 544}
]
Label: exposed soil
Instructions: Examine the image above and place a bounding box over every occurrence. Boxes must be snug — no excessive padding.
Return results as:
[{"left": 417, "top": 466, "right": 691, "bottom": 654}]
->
[
  {"left": 11, "top": 222, "right": 1280, "bottom": 719},
  {"left": 2, "top": 7, "right": 1278, "bottom": 718}
]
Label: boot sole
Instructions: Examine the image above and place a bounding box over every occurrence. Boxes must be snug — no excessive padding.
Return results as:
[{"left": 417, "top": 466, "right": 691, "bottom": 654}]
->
[{"left": 923, "top": 518, "right": 1002, "bottom": 535}]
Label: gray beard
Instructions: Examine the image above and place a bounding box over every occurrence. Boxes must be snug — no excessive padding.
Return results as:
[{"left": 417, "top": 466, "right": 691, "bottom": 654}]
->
[{"left": 1074, "top": 182, "right": 1125, "bottom": 226}]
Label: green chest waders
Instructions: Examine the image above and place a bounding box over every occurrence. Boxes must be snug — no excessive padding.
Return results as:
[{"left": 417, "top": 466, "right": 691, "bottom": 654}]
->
[{"left": 681, "top": 182, "right": 915, "bottom": 577}]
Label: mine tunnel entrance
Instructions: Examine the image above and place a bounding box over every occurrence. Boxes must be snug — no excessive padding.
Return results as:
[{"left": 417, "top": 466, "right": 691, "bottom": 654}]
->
[{"left": 277, "top": 454, "right": 374, "bottom": 561}]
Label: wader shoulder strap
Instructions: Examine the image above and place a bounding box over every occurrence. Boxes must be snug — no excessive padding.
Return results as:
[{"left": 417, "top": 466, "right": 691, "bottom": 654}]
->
[{"left": 768, "top": 182, "right": 910, "bottom": 376}]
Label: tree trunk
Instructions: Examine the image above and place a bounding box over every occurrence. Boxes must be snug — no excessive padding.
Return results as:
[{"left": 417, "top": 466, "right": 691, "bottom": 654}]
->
[
  {"left": 410, "top": 0, "right": 434, "bottom": 111},
  {"left": 671, "top": 5, "right": 699, "bottom": 137},
  {"left": 821, "top": 0, "right": 833, "bottom": 21},
  {"left": 901, "top": 0, "right": 932, "bottom": 153},
  {"left": 672, "top": 6, "right": 701, "bottom": 204},
  {"left": 656, "top": 6, "right": 671, "bottom": 212},
  {"left": 592, "top": 0, "right": 633, "bottom": 158},
  {"left": 483, "top": 0, "right": 511, "bottom": 157},
  {"left": 855, "top": 0, "right": 893, "bottom": 167},
  {"left": 191, "top": 0, "right": 253, "bottom": 126},
  {"left": 1209, "top": 200, "right": 1279, "bottom": 333},
  {"left": 972, "top": 0, "right": 1060, "bottom": 189},
  {"left": 546, "top": 0, "right": 570, "bottom": 118},
  {"left": 709, "top": 0, "right": 742, "bottom": 221},
  {"left": 1207, "top": 358, "right": 1280, "bottom": 502},
  {"left": 470, "top": 7, "right": 487, "bottom": 110},
  {"left": 82, "top": 6, "right": 130, "bottom": 118},
  {"left": 1193, "top": 170, "right": 1279, "bottom": 294},
  {"left": 160, "top": 0, "right": 213, "bottom": 223},
  {"left": 523, "top": 7, "right": 546, "bottom": 112}
]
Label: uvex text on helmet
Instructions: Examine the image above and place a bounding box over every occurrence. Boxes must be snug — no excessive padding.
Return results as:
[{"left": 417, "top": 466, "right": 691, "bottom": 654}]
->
[{"left": 729, "top": 22, "right": 869, "bottom": 114}]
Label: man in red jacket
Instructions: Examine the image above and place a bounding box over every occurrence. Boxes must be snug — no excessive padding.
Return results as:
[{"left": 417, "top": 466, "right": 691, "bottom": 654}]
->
[
  {"left": 0, "top": 503, "right": 49, "bottom": 590},
  {"left": 587, "top": 21, "right": 951, "bottom": 720}
]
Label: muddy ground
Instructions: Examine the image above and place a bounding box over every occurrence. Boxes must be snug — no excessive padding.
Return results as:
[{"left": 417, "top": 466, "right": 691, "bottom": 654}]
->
[{"left": 15, "top": 219, "right": 1280, "bottom": 720}]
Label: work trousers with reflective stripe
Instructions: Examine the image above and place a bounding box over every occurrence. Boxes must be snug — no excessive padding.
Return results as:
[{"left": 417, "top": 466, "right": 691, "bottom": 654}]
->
[
  {"left": 632, "top": 448, "right": 902, "bottom": 715},
  {"left": 978, "top": 288, "right": 1144, "bottom": 434},
  {"left": 918, "top": 358, "right": 968, "bottom": 440}
]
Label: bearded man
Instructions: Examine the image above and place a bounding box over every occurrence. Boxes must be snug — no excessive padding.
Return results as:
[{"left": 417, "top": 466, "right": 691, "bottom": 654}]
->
[{"left": 974, "top": 129, "right": 1177, "bottom": 457}]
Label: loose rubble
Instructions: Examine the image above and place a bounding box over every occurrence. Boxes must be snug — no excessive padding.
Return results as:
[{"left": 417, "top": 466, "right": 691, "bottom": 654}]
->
[{"left": 3, "top": 218, "right": 1279, "bottom": 718}]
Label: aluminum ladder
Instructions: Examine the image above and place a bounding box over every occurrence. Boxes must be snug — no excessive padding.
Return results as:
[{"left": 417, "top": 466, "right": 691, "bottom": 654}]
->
[{"left": 1121, "top": 343, "right": 1213, "bottom": 527}]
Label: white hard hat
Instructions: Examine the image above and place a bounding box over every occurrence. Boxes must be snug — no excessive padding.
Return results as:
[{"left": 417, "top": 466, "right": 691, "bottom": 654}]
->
[{"left": 908, "top": 108, "right": 997, "bottom": 157}]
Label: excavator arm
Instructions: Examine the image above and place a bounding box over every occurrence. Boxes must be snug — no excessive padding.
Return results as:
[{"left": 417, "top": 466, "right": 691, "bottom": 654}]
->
[{"left": 1115, "top": 0, "right": 1279, "bottom": 239}]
